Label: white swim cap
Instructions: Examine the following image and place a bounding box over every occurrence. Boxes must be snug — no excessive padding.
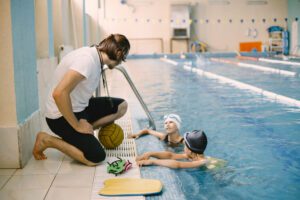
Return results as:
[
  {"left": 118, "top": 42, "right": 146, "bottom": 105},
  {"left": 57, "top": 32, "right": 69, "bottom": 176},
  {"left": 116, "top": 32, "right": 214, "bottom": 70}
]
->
[{"left": 163, "top": 114, "right": 181, "bottom": 130}]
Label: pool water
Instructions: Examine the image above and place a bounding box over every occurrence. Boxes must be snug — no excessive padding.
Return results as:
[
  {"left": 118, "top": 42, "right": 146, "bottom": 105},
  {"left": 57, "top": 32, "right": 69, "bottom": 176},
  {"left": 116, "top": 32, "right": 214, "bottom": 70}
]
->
[
  {"left": 125, "top": 57, "right": 300, "bottom": 200},
  {"left": 175, "top": 56, "right": 300, "bottom": 100}
]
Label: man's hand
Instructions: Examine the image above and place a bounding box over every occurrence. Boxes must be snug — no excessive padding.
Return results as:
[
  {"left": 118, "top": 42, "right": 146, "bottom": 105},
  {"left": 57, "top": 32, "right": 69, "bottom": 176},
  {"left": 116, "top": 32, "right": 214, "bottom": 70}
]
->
[{"left": 76, "top": 119, "right": 94, "bottom": 134}]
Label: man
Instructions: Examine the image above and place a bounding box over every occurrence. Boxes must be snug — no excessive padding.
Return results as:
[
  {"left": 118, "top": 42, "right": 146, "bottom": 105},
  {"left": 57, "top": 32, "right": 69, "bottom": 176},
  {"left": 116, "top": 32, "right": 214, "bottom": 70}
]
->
[{"left": 33, "top": 34, "right": 130, "bottom": 166}]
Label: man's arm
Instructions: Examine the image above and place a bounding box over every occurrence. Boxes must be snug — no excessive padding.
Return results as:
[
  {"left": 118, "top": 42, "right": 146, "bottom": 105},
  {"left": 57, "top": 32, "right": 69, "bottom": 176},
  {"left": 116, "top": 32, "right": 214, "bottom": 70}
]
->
[{"left": 52, "top": 70, "right": 93, "bottom": 134}]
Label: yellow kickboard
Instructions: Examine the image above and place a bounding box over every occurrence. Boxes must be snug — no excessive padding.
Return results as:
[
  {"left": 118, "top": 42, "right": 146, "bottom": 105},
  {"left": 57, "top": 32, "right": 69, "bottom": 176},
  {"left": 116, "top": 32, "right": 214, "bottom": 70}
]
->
[{"left": 99, "top": 178, "right": 163, "bottom": 196}]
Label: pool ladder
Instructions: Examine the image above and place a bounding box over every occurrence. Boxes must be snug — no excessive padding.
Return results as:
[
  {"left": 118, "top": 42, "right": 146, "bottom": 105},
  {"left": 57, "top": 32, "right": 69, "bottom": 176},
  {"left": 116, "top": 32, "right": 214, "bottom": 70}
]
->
[{"left": 97, "top": 65, "right": 156, "bottom": 130}]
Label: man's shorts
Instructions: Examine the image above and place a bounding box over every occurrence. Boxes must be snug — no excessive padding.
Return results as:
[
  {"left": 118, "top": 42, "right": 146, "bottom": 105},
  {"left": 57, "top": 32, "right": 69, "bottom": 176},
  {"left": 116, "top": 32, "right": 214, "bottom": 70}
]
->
[{"left": 46, "top": 97, "right": 125, "bottom": 163}]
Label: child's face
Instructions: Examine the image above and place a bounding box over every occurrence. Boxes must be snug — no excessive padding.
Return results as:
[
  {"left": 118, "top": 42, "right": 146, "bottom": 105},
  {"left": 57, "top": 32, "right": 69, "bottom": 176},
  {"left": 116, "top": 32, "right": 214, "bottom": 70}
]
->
[{"left": 164, "top": 120, "right": 178, "bottom": 134}]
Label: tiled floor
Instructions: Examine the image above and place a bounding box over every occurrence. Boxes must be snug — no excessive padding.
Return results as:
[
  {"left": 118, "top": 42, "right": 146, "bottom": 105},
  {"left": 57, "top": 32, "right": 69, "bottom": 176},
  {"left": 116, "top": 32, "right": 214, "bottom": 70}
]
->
[
  {"left": 0, "top": 62, "right": 150, "bottom": 200},
  {"left": 0, "top": 117, "right": 143, "bottom": 200},
  {"left": 0, "top": 148, "right": 96, "bottom": 200}
]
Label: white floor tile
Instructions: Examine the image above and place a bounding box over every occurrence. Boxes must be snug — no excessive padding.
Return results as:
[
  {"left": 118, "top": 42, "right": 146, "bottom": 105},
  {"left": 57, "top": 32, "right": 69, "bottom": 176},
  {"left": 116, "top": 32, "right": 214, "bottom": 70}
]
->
[
  {"left": 0, "top": 188, "right": 48, "bottom": 200},
  {"left": 62, "top": 155, "right": 73, "bottom": 161},
  {"left": 2, "top": 174, "right": 54, "bottom": 190},
  {"left": 52, "top": 173, "right": 94, "bottom": 187},
  {"left": 45, "top": 187, "right": 91, "bottom": 200},
  {"left": 0, "top": 127, "right": 19, "bottom": 168},
  {"left": 44, "top": 148, "right": 65, "bottom": 159},
  {"left": 0, "top": 169, "right": 16, "bottom": 176},
  {"left": 15, "top": 150, "right": 64, "bottom": 175},
  {"left": 0, "top": 176, "right": 11, "bottom": 189},
  {"left": 58, "top": 159, "right": 95, "bottom": 175}
]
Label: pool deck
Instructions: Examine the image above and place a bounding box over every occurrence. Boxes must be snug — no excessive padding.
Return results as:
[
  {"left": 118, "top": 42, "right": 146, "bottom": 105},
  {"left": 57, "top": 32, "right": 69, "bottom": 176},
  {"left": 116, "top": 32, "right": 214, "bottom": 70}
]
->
[
  {"left": 0, "top": 64, "right": 146, "bottom": 200},
  {"left": 0, "top": 114, "right": 144, "bottom": 200}
]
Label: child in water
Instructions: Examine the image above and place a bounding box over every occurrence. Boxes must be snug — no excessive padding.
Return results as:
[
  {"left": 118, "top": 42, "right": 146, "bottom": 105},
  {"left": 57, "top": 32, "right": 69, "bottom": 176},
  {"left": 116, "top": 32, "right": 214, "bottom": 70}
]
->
[
  {"left": 129, "top": 114, "right": 184, "bottom": 147},
  {"left": 136, "top": 130, "right": 209, "bottom": 169}
]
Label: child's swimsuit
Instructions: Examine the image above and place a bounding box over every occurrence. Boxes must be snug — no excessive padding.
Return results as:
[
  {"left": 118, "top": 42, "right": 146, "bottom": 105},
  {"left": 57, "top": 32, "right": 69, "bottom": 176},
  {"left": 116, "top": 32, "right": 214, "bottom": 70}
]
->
[{"left": 163, "top": 135, "right": 184, "bottom": 148}]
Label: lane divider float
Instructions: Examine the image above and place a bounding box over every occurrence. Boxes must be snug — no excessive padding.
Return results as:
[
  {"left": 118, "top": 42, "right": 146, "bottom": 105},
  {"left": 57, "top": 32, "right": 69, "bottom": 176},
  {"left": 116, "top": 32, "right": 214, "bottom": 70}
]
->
[
  {"left": 258, "top": 58, "right": 300, "bottom": 67},
  {"left": 211, "top": 58, "right": 296, "bottom": 77},
  {"left": 160, "top": 57, "right": 300, "bottom": 108}
]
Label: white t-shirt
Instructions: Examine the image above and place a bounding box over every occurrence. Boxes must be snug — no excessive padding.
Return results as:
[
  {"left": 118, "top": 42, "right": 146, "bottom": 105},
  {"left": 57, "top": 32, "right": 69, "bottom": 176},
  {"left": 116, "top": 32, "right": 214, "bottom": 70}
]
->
[{"left": 45, "top": 46, "right": 102, "bottom": 119}]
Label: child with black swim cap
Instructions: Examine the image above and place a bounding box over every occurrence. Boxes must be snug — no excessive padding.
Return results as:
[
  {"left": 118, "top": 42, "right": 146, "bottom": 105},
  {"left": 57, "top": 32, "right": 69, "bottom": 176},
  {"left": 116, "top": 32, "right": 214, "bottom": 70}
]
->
[
  {"left": 129, "top": 114, "right": 184, "bottom": 147},
  {"left": 136, "top": 130, "right": 210, "bottom": 169}
]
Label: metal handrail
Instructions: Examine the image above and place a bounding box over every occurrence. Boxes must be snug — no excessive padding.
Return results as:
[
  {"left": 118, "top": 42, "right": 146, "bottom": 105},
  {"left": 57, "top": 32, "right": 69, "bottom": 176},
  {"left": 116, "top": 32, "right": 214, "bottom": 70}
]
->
[{"left": 97, "top": 65, "right": 156, "bottom": 130}]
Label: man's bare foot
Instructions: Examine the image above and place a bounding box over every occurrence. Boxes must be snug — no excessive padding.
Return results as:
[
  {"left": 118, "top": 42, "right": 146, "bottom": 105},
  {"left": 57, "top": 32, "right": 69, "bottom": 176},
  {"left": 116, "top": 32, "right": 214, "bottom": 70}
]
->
[{"left": 32, "top": 132, "right": 49, "bottom": 160}]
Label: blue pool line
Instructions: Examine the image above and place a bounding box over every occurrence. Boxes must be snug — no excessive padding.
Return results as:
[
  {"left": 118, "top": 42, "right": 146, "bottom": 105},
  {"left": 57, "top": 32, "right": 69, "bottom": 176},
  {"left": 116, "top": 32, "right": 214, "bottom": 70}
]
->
[{"left": 161, "top": 58, "right": 300, "bottom": 108}]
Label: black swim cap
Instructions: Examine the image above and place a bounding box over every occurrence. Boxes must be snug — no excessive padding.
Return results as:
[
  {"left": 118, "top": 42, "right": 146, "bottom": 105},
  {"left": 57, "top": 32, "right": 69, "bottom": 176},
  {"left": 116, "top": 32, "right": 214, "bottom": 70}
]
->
[{"left": 184, "top": 130, "right": 207, "bottom": 154}]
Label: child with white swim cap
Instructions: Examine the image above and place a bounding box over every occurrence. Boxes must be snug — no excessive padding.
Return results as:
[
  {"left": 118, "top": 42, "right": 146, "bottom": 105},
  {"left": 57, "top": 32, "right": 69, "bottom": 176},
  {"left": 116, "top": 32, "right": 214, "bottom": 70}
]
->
[{"left": 129, "top": 114, "right": 184, "bottom": 147}]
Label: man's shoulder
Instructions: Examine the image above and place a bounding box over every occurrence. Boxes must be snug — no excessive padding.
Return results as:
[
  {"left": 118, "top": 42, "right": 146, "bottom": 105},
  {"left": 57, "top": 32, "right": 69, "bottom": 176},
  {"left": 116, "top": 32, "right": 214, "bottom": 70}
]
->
[
  {"left": 64, "top": 47, "right": 96, "bottom": 64},
  {"left": 73, "top": 46, "right": 94, "bottom": 56}
]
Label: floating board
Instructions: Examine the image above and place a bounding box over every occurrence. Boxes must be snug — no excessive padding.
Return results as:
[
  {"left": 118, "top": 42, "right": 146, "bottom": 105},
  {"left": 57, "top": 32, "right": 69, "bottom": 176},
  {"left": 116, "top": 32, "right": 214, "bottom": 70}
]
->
[{"left": 99, "top": 178, "right": 163, "bottom": 196}]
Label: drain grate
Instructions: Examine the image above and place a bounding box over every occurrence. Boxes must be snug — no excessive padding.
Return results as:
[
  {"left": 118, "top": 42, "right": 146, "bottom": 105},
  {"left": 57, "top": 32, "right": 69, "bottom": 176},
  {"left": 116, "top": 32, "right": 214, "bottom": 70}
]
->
[
  {"left": 100, "top": 112, "right": 137, "bottom": 158},
  {"left": 103, "top": 139, "right": 137, "bottom": 157},
  {"left": 91, "top": 111, "right": 143, "bottom": 200}
]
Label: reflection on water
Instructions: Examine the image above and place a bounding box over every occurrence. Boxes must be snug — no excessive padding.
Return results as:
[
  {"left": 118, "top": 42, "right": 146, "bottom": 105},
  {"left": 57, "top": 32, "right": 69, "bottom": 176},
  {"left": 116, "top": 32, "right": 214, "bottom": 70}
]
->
[
  {"left": 195, "top": 54, "right": 211, "bottom": 67},
  {"left": 126, "top": 58, "right": 300, "bottom": 200}
]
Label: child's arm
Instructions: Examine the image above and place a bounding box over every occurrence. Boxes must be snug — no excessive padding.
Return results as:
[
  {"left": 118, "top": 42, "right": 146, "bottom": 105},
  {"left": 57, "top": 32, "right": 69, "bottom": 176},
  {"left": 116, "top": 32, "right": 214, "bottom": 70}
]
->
[
  {"left": 128, "top": 129, "right": 165, "bottom": 140},
  {"left": 137, "top": 159, "right": 207, "bottom": 169},
  {"left": 136, "top": 151, "right": 187, "bottom": 161}
]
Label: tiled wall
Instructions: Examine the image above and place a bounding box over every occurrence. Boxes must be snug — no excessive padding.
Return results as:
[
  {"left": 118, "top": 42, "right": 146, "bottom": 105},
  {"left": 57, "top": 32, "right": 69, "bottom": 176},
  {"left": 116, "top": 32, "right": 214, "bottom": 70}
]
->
[
  {"left": 0, "top": 127, "right": 19, "bottom": 168},
  {"left": 0, "top": 57, "right": 57, "bottom": 168},
  {"left": 37, "top": 57, "right": 58, "bottom": 133},
  {"left": 0, "top": 111, "right": 41, "bottom": 168},
  {"left": 19, "top": 111, "right": 41, "bottom": 168}
]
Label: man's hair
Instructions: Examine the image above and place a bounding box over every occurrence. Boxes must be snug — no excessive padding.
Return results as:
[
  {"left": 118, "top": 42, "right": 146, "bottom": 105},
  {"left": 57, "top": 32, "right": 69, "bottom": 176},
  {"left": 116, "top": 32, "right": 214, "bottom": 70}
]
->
[{"left": 98, "top": 34, "right": 130, "bottom": 62}]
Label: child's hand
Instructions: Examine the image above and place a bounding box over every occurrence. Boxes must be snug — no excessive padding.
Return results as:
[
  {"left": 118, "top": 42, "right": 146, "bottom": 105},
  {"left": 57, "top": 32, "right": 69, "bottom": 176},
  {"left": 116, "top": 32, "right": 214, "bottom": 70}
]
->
[
  {"left": 128, "top": 129, "right": 149, "bottom": 139},
  {"left": 136, "top": 153, "right": 150, "bottom": 161},
  {"left": 127, "top": 133, "right": 138, "bottom": 139},
  {"left": 137, "top": 160, "right": 153, "bottom": 167}
]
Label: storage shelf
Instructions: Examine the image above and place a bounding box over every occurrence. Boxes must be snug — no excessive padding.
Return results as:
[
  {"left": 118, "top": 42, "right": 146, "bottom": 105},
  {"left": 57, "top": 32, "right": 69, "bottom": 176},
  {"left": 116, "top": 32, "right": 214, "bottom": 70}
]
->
[{"left": 269, "top": 31, "right": 283, "bottom": 53}]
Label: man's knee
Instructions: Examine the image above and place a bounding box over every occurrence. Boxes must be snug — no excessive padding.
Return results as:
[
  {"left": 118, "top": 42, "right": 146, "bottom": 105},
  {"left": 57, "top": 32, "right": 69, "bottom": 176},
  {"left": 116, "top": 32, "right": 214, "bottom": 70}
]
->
[
  {"left": 117, "top": 101, "right": 128, "bottom": 118},
  {"left": 85, "top": 149, "right": 106, "bottom": 164}
]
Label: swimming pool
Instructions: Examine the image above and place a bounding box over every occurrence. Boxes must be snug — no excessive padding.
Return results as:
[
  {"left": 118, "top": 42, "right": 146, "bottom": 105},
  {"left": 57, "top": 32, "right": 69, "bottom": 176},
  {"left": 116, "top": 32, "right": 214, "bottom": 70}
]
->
[{"left": 122, "top": 55, "right": 300, "bottom": 200}]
